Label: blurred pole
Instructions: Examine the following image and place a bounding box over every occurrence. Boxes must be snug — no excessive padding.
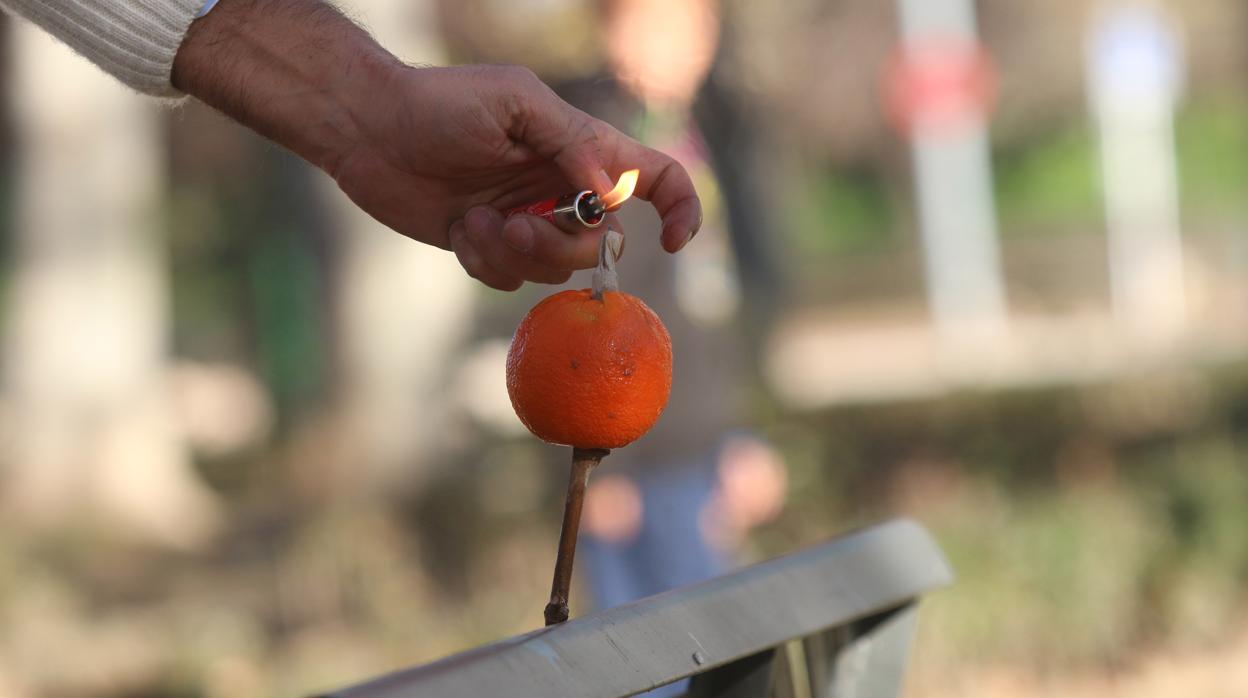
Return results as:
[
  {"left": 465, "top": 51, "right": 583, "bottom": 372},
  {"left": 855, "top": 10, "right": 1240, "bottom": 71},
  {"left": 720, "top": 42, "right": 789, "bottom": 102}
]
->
[
  {"left": 1088, "top": 4, "right": 1185, "bottom": 346},
  {"left": 2, "top": 25, "right": 218, "bottom": 546},
  {"left": 327, "top": 0, "right": 474, "bottom": 488},
  {"left": 894, "top": 0, "right": 1007, "bottom": 348}
]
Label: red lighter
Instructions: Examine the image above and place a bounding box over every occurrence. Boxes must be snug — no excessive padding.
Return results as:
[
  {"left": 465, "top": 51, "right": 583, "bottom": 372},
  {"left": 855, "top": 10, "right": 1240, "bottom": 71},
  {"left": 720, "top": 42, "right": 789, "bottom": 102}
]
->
[{"left": 505, "top": 170, "right": 639, "bottom": 229}]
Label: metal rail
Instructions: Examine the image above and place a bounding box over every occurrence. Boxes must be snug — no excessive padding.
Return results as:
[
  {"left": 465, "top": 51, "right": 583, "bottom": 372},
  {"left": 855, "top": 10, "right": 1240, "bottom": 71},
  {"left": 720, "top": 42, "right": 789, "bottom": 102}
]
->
[{"left": 319, "top": 518, "right": 952, "bottom": 698}]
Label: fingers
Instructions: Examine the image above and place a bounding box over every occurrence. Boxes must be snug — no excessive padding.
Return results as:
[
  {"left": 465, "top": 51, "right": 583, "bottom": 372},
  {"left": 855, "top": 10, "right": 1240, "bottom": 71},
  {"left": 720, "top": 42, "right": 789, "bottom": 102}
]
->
[
  {"left": 499, "top": 67, "right": 615, "bottom": 196},
  {"left": 452, "top": 206, "right": 624, "bottom": 290},
  {"left": 533, "top": 114, "right": 701, "bottom": 253},
  {"left": 493, "top": 65, "right": 700, "bottom": 253},
  {"left": 500, "top": 211, "right": 623, "bottom": 272},
  {"left": 608, "top": 131, "right": 704, "bottom": 252},
  {"left": 541, "top": 110, "right": 703, "bottom": 252},
  {"left": 468, "top": 208, "right": 575, "bottom": 284},
  {"left": 449, "top": 220, "right": 523, "bottom": 292},
  {"left": 550, "top": 119, "right": 615, "bottom": 197}
]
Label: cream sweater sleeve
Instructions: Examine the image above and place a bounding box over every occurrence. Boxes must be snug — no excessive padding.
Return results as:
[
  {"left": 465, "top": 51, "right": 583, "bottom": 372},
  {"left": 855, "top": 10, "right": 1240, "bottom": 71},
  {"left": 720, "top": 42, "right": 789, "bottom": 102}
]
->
[{"left": 0, "top": 0, "right": 205, "bottom": 97}]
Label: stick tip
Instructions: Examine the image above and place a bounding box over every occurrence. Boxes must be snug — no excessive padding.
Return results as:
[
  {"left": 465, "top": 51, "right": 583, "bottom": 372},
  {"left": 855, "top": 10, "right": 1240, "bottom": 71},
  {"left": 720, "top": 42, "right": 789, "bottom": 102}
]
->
[{"left": 544, "top": 602, "right": 569, "bottom": 626}]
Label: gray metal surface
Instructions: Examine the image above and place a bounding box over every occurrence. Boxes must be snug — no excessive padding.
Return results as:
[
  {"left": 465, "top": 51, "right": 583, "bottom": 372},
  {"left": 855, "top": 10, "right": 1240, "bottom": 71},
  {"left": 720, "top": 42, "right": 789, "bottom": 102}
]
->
[
  {"left": 687, "top": 649, "right": 776, "bottom": 697},
  {"left": 826, "top": 604, "right": 918, "bottom": 698},
  {"left": 320, "top": 518, "right": 952, "bottom": 698}
]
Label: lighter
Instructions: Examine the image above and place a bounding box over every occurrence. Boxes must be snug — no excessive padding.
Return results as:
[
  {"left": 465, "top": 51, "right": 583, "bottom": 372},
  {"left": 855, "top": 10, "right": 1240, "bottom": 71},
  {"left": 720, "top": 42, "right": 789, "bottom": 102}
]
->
[{"left": 505, "top": 170, "right": 639, "bottom": 229}]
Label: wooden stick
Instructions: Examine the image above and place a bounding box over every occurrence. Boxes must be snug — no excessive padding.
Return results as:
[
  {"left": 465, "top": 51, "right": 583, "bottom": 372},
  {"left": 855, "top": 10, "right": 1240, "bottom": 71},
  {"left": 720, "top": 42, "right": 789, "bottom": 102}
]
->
[{"left": 544, "top": 447, "right": 609, "bottom": 626}]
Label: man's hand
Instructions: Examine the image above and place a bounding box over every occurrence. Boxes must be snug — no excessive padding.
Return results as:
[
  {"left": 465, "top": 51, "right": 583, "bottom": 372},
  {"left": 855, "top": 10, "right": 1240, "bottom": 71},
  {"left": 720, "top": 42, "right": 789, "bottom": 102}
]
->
[{"left": 172, "top": 0, "right": 702, "bottom": 290}]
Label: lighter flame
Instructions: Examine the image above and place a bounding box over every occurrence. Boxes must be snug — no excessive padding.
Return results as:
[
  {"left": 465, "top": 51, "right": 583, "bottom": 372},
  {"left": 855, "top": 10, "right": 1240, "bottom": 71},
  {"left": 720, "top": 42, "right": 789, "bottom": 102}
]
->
[{"left": 601, "top": 169, "right": 639, "bottom": 210}]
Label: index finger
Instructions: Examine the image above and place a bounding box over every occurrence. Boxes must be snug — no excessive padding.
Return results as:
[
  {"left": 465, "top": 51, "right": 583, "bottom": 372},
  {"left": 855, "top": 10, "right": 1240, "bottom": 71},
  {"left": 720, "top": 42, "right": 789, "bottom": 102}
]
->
[{"left": 600, "top": 124, "right": 703, "bottom": 253}]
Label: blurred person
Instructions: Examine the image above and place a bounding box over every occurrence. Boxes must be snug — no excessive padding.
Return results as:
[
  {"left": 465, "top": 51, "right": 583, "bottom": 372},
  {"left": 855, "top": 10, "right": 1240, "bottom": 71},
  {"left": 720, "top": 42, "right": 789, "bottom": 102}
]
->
[
  {"left": 1, "top": 0, "right": 703, "bottom": 552},
  {"left": 0, "top": 0, "right": 703, "bottom": 288},
  {"left": 559, "top": 5, "right": 788, "bottom": 697},
  {"left": 433, "top": 0, "right": 786, "bottom": 663}
]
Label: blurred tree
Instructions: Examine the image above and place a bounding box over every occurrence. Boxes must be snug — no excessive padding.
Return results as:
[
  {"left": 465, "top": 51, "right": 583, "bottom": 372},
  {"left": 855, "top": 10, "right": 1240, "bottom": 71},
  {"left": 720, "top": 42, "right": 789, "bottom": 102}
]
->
[
  {"left": 326, "top": 0, "right": 477, "bottom": 493},
  {"left": 1, "top": 23, "right": 218, "bottom": 547}
]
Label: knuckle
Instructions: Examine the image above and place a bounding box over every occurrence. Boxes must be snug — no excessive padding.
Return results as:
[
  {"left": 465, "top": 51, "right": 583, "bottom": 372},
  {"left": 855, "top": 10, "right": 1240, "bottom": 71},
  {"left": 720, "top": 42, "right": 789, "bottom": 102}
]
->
[
  {"left": 574, "top": 118, "right": 600, "bottom": 148},
  {"left": 496, "top": 64, "right": 540, "bottom": 94},
  {"left": 504, "top": 64, "right": 539, "bottom": 85},
  {"left": 462, "top": 262, "right": 484, "bottom": 283}
]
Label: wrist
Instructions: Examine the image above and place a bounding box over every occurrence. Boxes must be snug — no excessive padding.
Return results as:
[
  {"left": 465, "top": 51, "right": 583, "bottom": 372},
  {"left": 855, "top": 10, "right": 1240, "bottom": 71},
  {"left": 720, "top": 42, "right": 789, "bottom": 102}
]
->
[{"left": 173, "top": 0, "right": 404, "bottom": 175}]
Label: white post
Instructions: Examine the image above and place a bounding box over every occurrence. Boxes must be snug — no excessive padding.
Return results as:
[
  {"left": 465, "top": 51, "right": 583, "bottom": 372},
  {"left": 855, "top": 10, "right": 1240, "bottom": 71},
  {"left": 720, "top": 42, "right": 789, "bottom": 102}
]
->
[
  {"left": 897, "top": 0, "right": 1008, "bottom": 348},
  {"left": 2, "top": 26, "right": 218, "bottom": 546},
  {"left": 1088, "top": 4, "right": 1185, "bottom": 345}
]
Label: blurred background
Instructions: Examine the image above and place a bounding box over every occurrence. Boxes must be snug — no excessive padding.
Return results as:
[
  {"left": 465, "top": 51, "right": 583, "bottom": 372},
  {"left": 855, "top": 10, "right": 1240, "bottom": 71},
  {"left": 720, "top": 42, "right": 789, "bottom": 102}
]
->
[{"left": 1, "top": 0, "right": 1247, "bottom": 696}]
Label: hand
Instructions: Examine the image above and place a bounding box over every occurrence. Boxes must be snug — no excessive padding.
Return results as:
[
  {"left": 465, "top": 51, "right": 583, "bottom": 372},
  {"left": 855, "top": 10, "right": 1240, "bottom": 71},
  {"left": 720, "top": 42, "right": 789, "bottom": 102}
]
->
[
  {"left": 338, "top": 65, "right": 702, "bottom": 290},
  {"left": 173, "top": 0, "right": 703, "bottom": 291}
]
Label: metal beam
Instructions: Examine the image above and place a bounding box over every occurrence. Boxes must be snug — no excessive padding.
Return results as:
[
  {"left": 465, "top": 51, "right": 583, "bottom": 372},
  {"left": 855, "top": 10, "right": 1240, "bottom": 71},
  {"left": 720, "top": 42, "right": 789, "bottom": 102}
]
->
[
  {"left": 319, "top": 518, "right": 952, "bottom": 698},
  {"left": 819, "top": 604, "right": 918, "bottom": 698},
  {"left": 687, "top": 649, "right": 776, "bottom": 698}
]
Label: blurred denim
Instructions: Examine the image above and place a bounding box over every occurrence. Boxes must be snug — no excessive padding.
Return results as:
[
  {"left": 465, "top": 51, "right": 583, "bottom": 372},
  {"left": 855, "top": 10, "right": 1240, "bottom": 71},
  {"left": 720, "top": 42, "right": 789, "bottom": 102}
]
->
[{"left": 581, "top": 456, "right": 727, "bottom": 698}]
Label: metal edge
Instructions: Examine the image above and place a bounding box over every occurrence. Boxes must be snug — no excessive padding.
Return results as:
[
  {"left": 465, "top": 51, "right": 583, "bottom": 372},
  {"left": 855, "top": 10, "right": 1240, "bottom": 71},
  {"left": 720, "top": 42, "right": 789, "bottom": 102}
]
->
[{"left": 320, "top": 518, "right": 952, "bottom": 698}]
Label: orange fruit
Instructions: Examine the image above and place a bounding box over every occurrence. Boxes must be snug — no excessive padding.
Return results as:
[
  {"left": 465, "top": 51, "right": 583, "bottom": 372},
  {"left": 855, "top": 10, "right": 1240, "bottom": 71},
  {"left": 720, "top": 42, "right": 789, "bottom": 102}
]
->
[{"left": 506, "top": 289, "right": 672, "bottom": 449}]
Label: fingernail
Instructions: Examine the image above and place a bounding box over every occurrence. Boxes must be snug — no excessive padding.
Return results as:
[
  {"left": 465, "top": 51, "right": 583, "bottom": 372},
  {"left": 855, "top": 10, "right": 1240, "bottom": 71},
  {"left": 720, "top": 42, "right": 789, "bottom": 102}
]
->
[
  {"left": 503, "top": 218, "right": 535, "bottom": 253},
  {"left": 674, "top": 229, "right": 694, "bottom": 252}
]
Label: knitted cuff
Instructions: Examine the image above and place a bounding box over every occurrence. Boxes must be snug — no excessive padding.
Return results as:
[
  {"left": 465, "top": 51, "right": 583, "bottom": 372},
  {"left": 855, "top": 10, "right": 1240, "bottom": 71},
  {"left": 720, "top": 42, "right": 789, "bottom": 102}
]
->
[{"left": 0, "top": 0, "right": 205, "bottom": 97}]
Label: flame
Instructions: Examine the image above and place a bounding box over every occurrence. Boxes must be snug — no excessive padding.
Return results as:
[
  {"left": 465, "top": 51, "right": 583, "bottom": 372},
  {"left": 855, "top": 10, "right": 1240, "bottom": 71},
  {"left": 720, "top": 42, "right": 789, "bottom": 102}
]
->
[{"left": 601, "top": 169, "right": 639, "bottom": 210}]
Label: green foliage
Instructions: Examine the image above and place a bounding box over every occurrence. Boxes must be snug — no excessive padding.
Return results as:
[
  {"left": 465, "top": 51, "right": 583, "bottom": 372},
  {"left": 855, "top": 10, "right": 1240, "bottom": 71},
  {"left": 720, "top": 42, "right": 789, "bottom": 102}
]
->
[
  {"left": 754, "top": 373, "right": 1248, "bottom": 673},
  {"left": 248, "top": 224, "right": 326, "bottom": 419},
  {"left": 1174, "top": 100, "right": 1248, "bottom": 217},
  {"left": 1130, "top": 437, "right": 1248, "bottom": 640},
  {"left": 923, "top": 482, "right": 1160, "bottom": 666},
  {"left": 993, "top": 124, "right": 1102, "bottom": 234},
  {"left": 791, "top": 167, "right": 895, "bottom": 258},
  {"left": 991, "top": 99, "right": 1248, "bottom": 236}
]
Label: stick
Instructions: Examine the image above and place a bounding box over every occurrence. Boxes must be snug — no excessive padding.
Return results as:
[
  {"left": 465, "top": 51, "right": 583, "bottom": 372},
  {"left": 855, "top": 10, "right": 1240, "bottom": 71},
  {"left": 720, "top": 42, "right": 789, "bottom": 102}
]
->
[{"left": 544, "top": 446, "right": 609, "bottom": 626}]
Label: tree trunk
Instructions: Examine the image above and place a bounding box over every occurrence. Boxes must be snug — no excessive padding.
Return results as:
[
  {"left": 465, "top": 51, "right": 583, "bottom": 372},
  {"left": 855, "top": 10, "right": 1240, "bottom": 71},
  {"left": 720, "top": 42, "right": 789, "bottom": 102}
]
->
[{"left": 2, "top": 25, "right": 218, "bottom": 548}]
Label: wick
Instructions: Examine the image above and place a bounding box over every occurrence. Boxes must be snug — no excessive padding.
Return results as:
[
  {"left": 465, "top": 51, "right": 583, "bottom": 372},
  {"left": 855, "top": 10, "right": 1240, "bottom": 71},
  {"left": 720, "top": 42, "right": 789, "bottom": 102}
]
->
[{"left": 591, "top": 228, "right": 623, "bottom": 301}]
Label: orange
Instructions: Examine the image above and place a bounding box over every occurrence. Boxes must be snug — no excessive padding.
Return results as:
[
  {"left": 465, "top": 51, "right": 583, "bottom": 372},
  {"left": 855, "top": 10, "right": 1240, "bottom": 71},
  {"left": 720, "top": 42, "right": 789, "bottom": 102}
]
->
[{"left": 506, "top": 289, "right": 672, "bottom": 449}]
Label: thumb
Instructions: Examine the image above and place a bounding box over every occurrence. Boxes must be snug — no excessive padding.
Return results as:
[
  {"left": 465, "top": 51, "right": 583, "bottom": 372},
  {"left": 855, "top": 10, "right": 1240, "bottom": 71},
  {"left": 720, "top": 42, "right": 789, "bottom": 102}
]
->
[
  {"left": 549, "top": 117, "right": 615, "bottom": 196},
  {"left": 511, "top": 78, "right": 615, "bottom": 195}
]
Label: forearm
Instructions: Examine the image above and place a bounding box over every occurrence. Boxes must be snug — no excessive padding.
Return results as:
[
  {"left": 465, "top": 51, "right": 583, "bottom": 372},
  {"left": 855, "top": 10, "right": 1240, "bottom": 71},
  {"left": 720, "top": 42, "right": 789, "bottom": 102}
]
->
[{"left": 172, "top": 0, "right": 402, "bottom": 175}]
